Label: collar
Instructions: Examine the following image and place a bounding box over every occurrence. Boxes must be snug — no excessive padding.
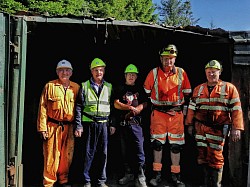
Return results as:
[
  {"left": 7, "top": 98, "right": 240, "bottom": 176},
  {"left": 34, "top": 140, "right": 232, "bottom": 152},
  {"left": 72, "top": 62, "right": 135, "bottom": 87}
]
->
[{"left": 90, "top": 77, "right": 104, "bottom": 86}]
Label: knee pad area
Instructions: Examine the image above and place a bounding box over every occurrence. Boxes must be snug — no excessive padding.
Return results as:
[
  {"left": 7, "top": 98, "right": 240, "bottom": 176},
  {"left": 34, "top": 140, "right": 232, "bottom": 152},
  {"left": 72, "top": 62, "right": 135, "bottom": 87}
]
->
[
  {"left": 170, "top": 144, "right": 182, "bottom": 154},
  {"left": 152, "top": 140, "right": 163, "bottom": 151}
]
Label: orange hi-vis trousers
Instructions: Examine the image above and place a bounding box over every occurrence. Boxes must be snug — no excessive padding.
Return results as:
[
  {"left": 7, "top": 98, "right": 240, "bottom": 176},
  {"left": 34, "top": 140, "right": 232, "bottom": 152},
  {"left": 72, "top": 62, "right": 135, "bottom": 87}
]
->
[{"left": 150, "top": 109, "right": 185, "bottom": 145}]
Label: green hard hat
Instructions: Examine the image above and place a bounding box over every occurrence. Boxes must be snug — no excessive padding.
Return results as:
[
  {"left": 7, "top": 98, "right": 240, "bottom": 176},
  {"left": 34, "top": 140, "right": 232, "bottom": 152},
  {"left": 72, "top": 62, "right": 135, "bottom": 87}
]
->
[
  {"left": 124, "top": 64, "right": 139, "bottom": 74},
  {"left": 205, "top": 60, "right": 222, "bottom": 70},
  {"left": 160, "top": 44, "right": 178, "bottom": 57},
  {"left": 90, "top": 58, "right": 106, "bottom": 69}
]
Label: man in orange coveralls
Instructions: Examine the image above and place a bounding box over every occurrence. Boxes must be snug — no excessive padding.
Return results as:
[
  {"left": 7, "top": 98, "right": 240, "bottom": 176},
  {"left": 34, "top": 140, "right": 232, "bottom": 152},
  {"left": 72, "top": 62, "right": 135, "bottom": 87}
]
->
[
  {"left": 144, "top": 44, "right": 192, "bottom": 187},
  {"left": 37, "top": 59, "right": 80, "bottom": 187},
  {"left": 185, "top": 60, "right": 244, "bottom": 187}
]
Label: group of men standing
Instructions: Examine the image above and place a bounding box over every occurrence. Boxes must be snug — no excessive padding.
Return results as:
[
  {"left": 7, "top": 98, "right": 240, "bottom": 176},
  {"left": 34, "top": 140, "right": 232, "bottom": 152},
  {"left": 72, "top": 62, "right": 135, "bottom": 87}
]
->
[{"left": 37, "top": 44, "right": 244, "bottom": 187}]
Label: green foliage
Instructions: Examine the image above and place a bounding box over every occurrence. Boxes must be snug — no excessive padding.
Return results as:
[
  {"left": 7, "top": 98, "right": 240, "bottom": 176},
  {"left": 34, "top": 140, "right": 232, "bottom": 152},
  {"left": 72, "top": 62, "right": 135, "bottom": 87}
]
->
[
  {"left": 0, "top": 0, "right": 157, "bottom": 23},
  {"left": 0, "top": 0, "right": 27, "bottom": 14},
  {"left": 158, "top": 0, "right": 199, "bottom": 27},
  {"left": 27, "top": 0, "right": 88, "bottom": 16},
  {"left": 88, "top": 0, "right": 157, "bottom": 23}
]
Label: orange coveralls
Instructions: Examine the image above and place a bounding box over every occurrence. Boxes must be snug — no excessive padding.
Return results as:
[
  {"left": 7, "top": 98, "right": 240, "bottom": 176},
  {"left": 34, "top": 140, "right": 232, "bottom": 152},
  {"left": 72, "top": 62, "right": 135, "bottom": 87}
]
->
[
  {"left": 144, "top": 66, "right": 191, "bottom": 173},
  {"left": 185, "top": 80, "right": 244, "bottom": 169},
  {"left": 37, "top": 79, "right": 80, "bottom": 186}
]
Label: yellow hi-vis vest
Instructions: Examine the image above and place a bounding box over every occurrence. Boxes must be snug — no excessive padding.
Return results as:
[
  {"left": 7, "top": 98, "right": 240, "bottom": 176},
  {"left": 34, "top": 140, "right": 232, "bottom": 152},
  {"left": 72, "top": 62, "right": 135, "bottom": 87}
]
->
[{"left": 82, "top": 80, "right": 112, "bottom": 122}]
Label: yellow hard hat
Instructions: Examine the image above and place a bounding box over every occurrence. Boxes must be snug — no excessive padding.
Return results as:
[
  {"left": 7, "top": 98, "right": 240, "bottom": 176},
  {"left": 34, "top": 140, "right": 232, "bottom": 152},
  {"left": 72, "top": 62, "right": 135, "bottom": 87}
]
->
[
  {"left": 90, "top": 58, "right": 106, "bottom": 69},
  {"left": 160, "top": 44, "right": 178, "bottom": 57},
  {"left": 205, "top": 60, "right": 222, "bottom": 70},
  {"left": 124, "top": 64, "right": 139, "bottom": 74}
]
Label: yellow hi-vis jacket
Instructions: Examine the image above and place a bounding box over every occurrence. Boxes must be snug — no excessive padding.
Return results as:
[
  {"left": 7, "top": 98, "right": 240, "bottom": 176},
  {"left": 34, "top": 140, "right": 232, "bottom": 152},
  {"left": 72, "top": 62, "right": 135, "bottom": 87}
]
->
[{"left": 82, "top": 80, "right": 112, "bottom": 122}]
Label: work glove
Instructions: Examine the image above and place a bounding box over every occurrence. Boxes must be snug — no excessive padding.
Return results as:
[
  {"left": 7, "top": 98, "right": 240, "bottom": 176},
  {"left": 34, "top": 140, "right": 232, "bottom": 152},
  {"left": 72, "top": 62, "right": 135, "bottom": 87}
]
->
[{"left": 230, "top": 129, "right": 241, "bottom": 142}]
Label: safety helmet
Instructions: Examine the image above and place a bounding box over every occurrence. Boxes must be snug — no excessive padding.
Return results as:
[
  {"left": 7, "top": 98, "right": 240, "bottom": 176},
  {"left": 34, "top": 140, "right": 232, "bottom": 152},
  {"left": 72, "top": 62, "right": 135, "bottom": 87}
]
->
[
  {"left": 56, "top": 59, "right": 73, "bottom": 70},
  {"left": 124, "top": 64, "right": 139, "bottom": 74},
  {"left": 205, "top": 60, "right": 222, "bottom": 70},
  {"left": 160, "top": 44, "right": 178, "bottom": 57},
  {"left": 90, "top": 58, "right": 106, "bottom": 69}
]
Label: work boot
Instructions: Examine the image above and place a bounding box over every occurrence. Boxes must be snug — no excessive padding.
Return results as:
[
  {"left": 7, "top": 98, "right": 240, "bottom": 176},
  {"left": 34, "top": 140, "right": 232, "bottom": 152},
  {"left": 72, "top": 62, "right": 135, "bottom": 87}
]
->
[
  {"left": 83, "top": 182, "right": 91, "bottom": 187},
  {"left": 135, "top": 176, "right": 147, "bottom": 187},
  {"left": 209, "top": 167, "right": 223, "bottom": 187},
  {"left": 171, "top": 173, "right": 185, "bottom": 187},
  {"left": 135, "top": 166, "right": 147, "bottom": 187},
  {"left": 149, "top": 171, "right": 161, "bottom": 187},
  {"left": 96, "top": 183, "right": 108, "bottom": 187},
  {"left": 118, "top": 173, "right": 134, "bottom": 185}
]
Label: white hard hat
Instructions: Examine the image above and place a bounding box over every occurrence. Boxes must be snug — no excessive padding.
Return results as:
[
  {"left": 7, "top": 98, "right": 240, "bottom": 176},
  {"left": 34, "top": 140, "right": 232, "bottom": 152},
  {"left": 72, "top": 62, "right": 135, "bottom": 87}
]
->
[{"left": 56, "top": 59, "right": 73, "bottom": 70}]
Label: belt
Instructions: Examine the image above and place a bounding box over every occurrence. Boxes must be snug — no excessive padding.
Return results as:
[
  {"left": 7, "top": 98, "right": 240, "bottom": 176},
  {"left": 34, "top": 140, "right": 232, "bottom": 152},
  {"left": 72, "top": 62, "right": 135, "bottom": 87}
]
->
[
  {"left": 194, "top": 118, "right": 223, "bottom": 128},
  {"left": 152, "top": 105, "right": 182, "bottom": 112},
  {"left": 47, "top": 117, "right": 72, "bottom": 131},
  {"left": 82, "top": 111, "right": 108, "bottom": 123}
]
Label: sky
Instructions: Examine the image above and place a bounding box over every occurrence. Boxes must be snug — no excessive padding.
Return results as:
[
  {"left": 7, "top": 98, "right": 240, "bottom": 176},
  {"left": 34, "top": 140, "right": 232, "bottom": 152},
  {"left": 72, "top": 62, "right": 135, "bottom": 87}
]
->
[{"left": 152, "top": 0, "right": 250, "bottom": 31}]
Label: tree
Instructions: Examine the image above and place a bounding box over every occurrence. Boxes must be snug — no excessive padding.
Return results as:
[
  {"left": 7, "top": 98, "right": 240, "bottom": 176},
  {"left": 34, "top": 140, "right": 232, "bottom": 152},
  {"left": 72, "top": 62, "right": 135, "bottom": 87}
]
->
[
  {"left": 0, "top": 0, "right": 27, "bottom": 14},
  {"left": 88, "top": 0, "right": 157, "bottom": 23},
  {"left": 157, "top": 0, "right": 199, "bottom": 27},
  {"left": 0, "top": 0, "right": 157, "bottom": 23}
]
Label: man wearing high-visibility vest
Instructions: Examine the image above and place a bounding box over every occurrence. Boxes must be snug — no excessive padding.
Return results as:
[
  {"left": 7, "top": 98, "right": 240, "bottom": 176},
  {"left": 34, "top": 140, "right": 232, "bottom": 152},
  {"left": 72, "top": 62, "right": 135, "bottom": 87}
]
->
[
  {"left": 74, "top": 58, "right": 116, "bottom": 187},
  {"left": 144, "top": 44, "right": 192, "bottom": 187},
  {"left": 185, "top": 60, "right": 244, "bottom": 187}
]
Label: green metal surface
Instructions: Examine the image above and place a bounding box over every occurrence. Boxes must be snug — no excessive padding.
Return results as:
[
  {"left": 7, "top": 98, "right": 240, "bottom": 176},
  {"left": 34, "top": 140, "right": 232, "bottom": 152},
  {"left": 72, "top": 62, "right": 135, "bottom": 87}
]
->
[
  {"left": 8, "top": 16, "right": 27, "bottom": 187},
  {"left": 0, "top": 12, "right": 8, "bottom": 187}
]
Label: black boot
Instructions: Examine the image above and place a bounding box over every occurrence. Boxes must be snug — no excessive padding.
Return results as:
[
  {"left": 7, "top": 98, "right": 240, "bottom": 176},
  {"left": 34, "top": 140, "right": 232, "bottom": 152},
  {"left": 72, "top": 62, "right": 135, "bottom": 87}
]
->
[
  {"left": 149, "top": 171, "right": 161, "bottom": 187},
  {"left": 198, "top": 164, "right": 209, "bottom": 187},
  {"left": 171, "top": 173, "right": 185, "bottom": 187},
  {"left": 209, "top": 167, "right": 223, "bottom": 187},
  {"left": 118, "top": 163, "right": 134, "bottom": 185}
]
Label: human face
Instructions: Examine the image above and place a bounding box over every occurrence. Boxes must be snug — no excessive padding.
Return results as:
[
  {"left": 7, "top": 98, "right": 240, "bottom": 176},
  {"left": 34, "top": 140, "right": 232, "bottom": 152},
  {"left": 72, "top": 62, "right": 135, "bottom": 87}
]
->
[
  {"left": 91, "top": 66, "right": 105, "bottom": 83},
  {"left": 205, "top": 68, "right": 221, "bottom": 86},
  {"left": 125, "top": 73, "right": 137, "bottom": 85},
  {"left": 56, "top": 68, "right": 72, "bottom": 83},
  {"left": 160, "top": 55, "right": 176, "bottom": 71}
]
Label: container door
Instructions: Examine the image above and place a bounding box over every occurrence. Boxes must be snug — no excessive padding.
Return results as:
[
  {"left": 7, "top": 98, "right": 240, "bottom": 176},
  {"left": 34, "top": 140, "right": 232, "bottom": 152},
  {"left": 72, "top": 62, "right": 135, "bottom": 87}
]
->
[
  {"left": 0, "top": 13, "right": 28, "bottom": 187},
  {"left": 0, "top": 12, "right": 9, "bottom": 187}
]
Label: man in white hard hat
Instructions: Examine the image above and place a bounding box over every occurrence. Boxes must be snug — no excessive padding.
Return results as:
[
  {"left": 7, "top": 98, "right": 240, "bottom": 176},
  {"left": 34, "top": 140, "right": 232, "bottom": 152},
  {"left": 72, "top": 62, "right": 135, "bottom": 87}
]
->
[{"left": 37, "top": 59, "right": 80, "bottom": 187}]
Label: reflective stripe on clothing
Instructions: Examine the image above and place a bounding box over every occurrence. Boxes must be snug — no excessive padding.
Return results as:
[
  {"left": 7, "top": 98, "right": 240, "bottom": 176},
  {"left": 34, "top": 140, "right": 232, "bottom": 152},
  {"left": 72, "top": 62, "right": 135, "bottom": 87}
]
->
[
  {"left": 185, "top": 80, "right": 244, "bottom": 130},
  {"left": 144, "top": 66, "right": 192, "bottom": 106},
  {"left": 194, "top": 122, "right": 225, "bottom": 169},
  {"left": 150, "top": 110, "right": 184, "bottom": 145},
  {"left": 82, "top": 80, "right": 112, "bottom": 122}
]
